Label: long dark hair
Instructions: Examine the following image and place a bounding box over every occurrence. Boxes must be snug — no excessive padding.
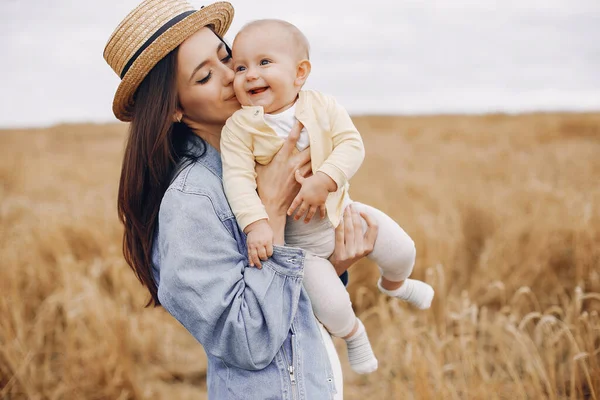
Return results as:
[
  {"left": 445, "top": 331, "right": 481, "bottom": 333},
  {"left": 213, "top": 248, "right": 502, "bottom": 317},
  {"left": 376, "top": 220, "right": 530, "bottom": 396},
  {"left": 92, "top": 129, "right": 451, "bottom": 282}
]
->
[{"left": 117, "top": 47, "right": 201, "bottom": 307}]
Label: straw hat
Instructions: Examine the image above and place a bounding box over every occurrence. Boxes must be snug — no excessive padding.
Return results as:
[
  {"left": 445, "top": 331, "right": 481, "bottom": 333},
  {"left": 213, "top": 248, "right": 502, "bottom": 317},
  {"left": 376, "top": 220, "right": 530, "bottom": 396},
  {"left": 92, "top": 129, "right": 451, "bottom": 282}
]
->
[{"left": 104, "top": 0, "right": 234, "bottom": 121}]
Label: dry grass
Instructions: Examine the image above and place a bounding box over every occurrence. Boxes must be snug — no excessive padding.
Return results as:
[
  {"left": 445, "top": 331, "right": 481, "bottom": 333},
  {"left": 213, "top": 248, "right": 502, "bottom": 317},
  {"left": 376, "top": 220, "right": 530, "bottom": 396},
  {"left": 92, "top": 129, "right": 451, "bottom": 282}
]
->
[{"left": 1, "top": 113, "right": 599, "bottom": 399}]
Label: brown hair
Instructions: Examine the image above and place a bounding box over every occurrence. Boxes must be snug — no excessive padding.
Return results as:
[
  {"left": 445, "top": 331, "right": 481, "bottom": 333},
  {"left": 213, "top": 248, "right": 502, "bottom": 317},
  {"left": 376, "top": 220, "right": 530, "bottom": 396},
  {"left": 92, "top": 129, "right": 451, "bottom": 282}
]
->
[{"left": 117, "top": 47, "right": 202, "bottom": 307}]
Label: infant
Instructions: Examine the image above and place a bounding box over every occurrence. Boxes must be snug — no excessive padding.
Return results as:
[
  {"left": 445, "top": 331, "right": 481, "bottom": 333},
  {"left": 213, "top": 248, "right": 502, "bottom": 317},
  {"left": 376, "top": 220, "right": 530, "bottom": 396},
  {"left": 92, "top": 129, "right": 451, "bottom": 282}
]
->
[{"left": 221, "top": 19, "right": 434, "bottom": 374}]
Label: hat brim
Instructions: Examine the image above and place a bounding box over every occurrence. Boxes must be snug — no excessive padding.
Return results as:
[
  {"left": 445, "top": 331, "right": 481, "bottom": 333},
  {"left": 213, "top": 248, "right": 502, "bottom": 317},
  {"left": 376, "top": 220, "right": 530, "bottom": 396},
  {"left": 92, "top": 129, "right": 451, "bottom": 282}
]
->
[{"left": 112, "top": 2, "right": 234, "bottom": 122}]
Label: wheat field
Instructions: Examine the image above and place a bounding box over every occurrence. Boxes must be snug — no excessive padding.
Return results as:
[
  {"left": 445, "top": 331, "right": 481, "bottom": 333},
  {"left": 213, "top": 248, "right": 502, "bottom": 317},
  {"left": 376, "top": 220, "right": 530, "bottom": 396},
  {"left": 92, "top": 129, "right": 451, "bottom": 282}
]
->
[{"left": 1, "top": 113, "right": 599, "bottom": 399}]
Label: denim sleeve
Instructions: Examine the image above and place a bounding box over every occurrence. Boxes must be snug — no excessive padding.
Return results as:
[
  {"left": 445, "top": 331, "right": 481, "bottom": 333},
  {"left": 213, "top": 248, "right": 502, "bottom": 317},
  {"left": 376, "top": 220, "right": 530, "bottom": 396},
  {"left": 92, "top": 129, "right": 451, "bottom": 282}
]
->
[{"left": 156, "top": 189, "right": 305, "bottom": 370}]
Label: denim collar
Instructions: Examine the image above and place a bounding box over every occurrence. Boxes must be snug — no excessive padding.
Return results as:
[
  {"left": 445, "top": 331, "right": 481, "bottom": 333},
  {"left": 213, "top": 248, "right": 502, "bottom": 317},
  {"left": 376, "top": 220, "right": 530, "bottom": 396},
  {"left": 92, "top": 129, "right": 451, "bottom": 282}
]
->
[
  {"left": 190, "top": 135, "right": 223, "bottom": 180},
  {"left": 172, "top": 133, "right": 223, "bottom": 184}
]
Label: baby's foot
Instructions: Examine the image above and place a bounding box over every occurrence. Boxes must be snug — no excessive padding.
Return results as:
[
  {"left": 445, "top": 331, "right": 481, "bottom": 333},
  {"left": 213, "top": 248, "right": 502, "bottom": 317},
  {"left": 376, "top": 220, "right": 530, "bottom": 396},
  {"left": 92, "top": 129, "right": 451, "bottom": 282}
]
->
[
  {"left": 378, "top": 278, "right": 434, "bottom": 309},
  {"left": 345, "top": 319, "right": 378, "bottom": 374}
]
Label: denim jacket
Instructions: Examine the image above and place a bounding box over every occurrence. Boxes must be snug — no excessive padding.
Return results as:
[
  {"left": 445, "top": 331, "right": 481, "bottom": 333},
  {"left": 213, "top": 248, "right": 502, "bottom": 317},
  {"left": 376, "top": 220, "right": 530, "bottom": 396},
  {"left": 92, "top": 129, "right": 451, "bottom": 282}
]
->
[{"left": 151, "top": 138, "right": 338, "bottom": 399}]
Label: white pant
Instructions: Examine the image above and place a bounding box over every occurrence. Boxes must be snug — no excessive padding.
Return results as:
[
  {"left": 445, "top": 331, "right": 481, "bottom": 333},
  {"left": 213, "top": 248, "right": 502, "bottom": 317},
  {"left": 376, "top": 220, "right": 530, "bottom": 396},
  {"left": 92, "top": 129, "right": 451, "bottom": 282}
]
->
[
  {"left": 318, "top": 321, "right": 343, "bottom": 400},
  {"left": 286, "top": 201, "right": 416, "bottom": 338}
]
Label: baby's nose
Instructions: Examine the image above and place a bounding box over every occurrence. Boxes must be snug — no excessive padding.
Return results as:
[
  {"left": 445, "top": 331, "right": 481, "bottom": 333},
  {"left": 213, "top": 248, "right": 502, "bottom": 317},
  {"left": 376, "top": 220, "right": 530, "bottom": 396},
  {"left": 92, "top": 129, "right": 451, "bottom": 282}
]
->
[{"left": 246, "top": 67, "right": 258, "bottom": 80}]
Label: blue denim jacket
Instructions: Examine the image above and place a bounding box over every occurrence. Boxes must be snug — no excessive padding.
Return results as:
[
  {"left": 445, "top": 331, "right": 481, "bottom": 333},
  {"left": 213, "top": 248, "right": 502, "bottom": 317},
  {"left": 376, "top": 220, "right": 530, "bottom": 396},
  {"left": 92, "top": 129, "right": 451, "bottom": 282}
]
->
[{"left": 151, "top": 138, "right": 338, "bottom": 399}]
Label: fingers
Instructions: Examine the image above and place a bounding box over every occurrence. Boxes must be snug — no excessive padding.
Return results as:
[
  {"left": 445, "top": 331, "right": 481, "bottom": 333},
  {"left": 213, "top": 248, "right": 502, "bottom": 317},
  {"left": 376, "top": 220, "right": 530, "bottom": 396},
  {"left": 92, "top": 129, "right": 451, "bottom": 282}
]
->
[
  {"left": 294, "top": 200, "right": 310, "bottom": 221},
  {"left": 343, "top": 206, "right": 356, "bottom": 256},
  {"left": 254, "top": 253, "right": 262, "bottom": 268},
  {"left": 333, "top": 216, "right": 345, "bottom": 254},
  {"left": 360, "top": 210, "right": 378, "bottom": 230},
  {"left": 297, "top": 161, "right": 312, "bottom": 178},
  {"left": 258, "top": 244, "right": 268, "bottom": 260},
  {"left": 295, "top": 169, "right": 306, "bottom": 185},
  {"left": 248, "top": 247, "right": 261, "bottom": 268},
  {"left": 289, "top": 120, "right": 304, "bottom": 141},
  {"left": 287, "top": 194, "right": 303, "bottom": 216},
  {"left": 359, "top": 211, "right": 378, "bottom": 255},
  {"left": 351, "top": 205, "right": 364, "bottom": 250},
  {"left": 249, "top": 241, "right": 274, "bottom": 269},
  {"left": 280, "top": 120, "right": 304, "bottom": 155},
  {"left": 293, "top": 147, "right": 311, "bottom": 171},
  {"left": 304, "top": 206, "right": 318, "bottom": 223},
  {"left": 319, "top": 205, "right": 326, "bottom": 219}
]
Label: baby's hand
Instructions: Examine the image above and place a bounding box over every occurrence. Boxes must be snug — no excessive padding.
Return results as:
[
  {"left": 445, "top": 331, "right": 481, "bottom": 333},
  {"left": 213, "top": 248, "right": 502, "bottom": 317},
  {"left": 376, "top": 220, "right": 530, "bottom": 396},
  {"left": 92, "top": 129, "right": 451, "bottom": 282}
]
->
[
  {"left": 244, "top": 219, "right": 274, "bottom": 268},
  {"left": 287, "top": 171, "right": 337, "bottom": 223}
]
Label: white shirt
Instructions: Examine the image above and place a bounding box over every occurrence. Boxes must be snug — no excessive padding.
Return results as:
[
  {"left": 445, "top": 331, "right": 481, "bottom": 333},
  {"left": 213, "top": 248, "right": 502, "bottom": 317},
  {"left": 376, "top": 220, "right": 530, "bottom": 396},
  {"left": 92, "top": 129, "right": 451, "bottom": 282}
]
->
[{"left": 263, "top": 103, "right": 310, "bottom": 151}]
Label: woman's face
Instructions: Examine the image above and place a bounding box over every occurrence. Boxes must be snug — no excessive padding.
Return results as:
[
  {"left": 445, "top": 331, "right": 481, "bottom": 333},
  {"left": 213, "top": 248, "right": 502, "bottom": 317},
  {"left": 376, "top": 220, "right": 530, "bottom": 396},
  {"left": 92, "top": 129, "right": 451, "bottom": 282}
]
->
[{"left": 176, "top": 27, "right": 240, "bottom": 130}]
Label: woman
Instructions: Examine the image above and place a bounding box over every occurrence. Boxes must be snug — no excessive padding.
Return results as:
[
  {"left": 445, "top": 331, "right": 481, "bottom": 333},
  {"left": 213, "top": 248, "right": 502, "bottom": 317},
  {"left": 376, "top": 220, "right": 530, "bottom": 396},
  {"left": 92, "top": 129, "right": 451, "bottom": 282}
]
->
[{"left": 103, "top": 1, "right": 378, "bottom": 398}]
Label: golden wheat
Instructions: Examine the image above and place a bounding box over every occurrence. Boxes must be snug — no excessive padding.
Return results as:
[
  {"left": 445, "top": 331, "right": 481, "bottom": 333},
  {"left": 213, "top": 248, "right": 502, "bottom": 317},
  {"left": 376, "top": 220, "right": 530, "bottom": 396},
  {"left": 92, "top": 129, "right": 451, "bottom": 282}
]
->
[{"left": 1, "top": 113, "right": 599, "bottom": 399}]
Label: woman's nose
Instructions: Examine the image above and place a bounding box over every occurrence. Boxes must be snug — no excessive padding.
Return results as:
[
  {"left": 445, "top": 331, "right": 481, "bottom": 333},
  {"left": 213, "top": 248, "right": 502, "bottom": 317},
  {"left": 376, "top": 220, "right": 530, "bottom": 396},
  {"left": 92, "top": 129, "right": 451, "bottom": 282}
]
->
[{"left": 222, "top": 63, "right": 235, "bottom": 84}]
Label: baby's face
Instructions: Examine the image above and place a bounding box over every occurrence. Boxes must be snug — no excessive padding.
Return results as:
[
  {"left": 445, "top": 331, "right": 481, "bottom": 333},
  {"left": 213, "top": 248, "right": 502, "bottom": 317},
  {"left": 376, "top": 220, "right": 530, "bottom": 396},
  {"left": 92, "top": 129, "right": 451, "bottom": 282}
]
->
[{"left": 232, "top": 28, "right": 301, "bottom": 114}]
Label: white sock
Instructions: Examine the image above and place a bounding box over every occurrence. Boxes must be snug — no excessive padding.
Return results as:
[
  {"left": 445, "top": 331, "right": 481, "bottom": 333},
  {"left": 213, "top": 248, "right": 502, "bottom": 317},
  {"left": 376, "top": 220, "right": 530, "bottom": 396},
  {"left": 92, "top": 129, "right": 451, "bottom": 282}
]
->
[
  {"left": 345, "top": 319, "right": 378, "bottom": 374},
  {"left": 378, "top": 277, "right": 434, "bottom": 309}
]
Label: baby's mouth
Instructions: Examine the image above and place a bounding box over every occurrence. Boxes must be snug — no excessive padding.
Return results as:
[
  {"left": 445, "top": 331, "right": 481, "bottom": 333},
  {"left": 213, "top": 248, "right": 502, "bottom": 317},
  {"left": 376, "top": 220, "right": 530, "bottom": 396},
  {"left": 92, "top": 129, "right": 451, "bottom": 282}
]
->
[{"left": 248, "top": 86, "right": 269, "bottom": 95}]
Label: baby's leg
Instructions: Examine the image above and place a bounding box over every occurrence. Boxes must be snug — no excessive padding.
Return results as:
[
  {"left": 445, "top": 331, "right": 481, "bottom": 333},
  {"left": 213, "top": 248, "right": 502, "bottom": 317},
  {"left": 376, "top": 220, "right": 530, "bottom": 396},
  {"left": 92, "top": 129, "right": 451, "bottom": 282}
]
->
[
  {"left": 303, "top": 253, "right": 378, "bottom": 374},
  {"left": 352, "top": 202, "right": 434, "bottom": 309},
  {"left": 303, "top": 253, "right": 355, "bottom": 337}
]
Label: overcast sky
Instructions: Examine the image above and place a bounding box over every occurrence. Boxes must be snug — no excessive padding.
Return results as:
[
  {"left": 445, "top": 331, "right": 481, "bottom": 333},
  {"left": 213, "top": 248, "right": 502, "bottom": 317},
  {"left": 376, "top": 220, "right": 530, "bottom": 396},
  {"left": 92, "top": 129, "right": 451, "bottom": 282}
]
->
[{"left": 1, "top": 0, "right": 599, "bottom": 128}]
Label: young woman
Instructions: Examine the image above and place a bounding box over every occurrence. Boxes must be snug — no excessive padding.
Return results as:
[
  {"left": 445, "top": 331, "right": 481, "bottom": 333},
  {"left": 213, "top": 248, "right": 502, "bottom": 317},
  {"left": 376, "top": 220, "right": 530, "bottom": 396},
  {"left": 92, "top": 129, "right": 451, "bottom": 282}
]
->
[{"left": 103, "top": 1, "right": 378, "bottom": 398}]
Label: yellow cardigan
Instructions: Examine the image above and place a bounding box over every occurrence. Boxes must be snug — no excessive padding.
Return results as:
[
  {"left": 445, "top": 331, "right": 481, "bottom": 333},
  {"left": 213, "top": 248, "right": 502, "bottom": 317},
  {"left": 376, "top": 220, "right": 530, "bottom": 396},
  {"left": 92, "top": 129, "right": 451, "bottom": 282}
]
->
[{"left": 220, "top": 90, "right": 365, "bottom": 231}]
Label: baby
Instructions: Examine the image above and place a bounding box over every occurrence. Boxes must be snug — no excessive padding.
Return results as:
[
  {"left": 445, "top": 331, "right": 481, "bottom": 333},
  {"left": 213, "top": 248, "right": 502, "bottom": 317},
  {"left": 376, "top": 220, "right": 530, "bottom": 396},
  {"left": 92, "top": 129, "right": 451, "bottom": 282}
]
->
[{"left": 221, "top": 19, "right": 434, "bottom": 374}]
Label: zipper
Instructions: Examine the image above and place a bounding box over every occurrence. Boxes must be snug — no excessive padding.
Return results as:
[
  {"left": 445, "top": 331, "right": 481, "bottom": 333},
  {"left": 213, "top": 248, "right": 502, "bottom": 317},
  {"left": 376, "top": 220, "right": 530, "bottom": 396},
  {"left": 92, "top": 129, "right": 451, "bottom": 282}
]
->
[
  {"left": 282, "top": 328, "right": 299, "bottom": 400},
  {"left": 289, "top": 365, "right": 297, "bottom": 400},
  {"left": 291, "top": 330, "right": 298, "bottom": 400}
]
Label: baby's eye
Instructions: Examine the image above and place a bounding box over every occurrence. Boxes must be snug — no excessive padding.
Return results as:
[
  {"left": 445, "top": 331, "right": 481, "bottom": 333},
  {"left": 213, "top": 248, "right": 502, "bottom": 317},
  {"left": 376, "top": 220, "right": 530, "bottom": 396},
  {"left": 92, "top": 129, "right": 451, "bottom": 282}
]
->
[
  {"left": 235, "top": 65, "right": 246, "bottom": 72},
  {"left": 260, "top": 59, "right": 271, "bottom": 66}
]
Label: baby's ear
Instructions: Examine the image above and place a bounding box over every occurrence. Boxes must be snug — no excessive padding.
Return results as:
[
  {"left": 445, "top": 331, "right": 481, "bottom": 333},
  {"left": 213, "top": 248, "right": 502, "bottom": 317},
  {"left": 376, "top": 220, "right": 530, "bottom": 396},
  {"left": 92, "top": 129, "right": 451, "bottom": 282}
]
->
[{"left": 294, "top": 59, "right": 311, "bottom": 87}]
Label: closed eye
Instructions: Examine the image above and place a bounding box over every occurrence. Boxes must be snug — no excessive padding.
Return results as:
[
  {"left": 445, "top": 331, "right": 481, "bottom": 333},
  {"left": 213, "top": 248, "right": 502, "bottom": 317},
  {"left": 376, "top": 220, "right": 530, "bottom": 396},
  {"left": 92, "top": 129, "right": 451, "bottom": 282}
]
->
[{"left": 197, "top": 71, "right": 212, "bottom": 84}]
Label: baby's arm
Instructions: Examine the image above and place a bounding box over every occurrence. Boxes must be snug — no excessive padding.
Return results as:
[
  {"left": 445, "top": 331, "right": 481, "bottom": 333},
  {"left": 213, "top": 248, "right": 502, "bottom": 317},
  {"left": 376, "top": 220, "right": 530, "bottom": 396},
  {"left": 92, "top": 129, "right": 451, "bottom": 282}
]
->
[
  {"left": 221, "top": 125, "right": 273, "bottom": 267},
  {"left": 287, "top": 170, "right": 337, "bottom": 222},
  {"left": 317, "top": 95, "right": 365, "bottom": 189},
  {"left": 288, "top": 95, "right": 365, "bottom": 222}
]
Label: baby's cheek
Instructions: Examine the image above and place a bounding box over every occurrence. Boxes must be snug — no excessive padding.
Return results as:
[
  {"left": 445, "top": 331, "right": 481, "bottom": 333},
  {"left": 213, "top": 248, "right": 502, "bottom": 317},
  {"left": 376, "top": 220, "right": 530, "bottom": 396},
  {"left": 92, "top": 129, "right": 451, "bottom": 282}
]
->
[
  {"left": 233, "top": 75, "right": 243, "bottom": 91},
  {"left": 232, "top": 79, "right": 246, "bottom": 103}
]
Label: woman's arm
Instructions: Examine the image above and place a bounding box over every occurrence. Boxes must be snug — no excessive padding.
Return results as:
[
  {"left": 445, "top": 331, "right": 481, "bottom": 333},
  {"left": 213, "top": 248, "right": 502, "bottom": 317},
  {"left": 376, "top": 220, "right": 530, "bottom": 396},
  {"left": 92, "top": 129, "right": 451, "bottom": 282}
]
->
[
  {"left": 156, "top": 189, "right": 304, "bottom": 371},
  {"left": 157, "top": 126, "right": 311, "bottom": 371},
  {"left": 256, "top": 121, "right": 311, "bottom": 244}
]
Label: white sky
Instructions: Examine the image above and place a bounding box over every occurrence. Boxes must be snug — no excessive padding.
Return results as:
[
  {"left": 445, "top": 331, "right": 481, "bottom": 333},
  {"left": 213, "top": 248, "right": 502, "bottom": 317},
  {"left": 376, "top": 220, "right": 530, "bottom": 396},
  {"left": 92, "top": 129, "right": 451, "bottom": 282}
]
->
[{"left": 1, "top": 0, "right": 599, "bottom": 128}]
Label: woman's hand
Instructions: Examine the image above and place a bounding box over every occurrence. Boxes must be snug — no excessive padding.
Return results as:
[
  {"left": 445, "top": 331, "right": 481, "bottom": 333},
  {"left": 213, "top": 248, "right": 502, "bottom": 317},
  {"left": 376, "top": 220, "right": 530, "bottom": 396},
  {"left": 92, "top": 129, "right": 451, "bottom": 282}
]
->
[
  {"left": 329, "top": 204, "right": 378, "bottom": 276},
  {"left": 256, "top": 121, "right": 311, "bottom": 244}
]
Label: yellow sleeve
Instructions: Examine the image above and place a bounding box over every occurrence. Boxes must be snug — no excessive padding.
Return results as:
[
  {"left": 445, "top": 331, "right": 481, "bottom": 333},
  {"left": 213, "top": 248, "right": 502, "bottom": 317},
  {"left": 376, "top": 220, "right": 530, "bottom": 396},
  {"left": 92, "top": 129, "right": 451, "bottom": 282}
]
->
[
  {"left": 220, "top": 123, "right": 269, "bottom": 232},
  {"left": 316, "top": 95, "right": 365, "bottom": 189}
]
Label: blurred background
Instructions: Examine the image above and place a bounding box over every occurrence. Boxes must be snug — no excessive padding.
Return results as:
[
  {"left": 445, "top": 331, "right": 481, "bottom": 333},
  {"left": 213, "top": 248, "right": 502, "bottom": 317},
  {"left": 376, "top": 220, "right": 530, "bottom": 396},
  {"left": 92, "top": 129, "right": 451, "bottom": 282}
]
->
[{"left": 1, "top": 1, "right": 599, "bottom": 399}]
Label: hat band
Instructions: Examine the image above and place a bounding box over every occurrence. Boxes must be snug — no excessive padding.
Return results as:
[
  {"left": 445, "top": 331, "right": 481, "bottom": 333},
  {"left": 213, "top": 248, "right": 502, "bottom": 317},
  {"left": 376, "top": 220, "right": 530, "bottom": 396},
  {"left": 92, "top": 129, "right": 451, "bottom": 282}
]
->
[{"left": 120, "top": 9, "right": 196, "bottom": 79}]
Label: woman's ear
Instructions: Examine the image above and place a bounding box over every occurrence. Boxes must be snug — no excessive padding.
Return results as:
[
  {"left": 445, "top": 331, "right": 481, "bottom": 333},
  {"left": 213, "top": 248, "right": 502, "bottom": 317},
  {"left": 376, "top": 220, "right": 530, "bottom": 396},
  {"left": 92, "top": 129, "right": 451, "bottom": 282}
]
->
[
  {"left": 173, "top": 110, "right": 183, "bottom": 123},
  {"left": 294, "top": 59, "right": 312, "bottom": 87}
]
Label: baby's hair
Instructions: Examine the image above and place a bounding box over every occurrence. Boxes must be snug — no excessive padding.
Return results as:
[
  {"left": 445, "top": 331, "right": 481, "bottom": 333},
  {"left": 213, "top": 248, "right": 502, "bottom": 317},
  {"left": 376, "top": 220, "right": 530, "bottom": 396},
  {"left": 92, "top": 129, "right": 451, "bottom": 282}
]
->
[{"left": 238, "top": 19, "right": 311, "bottom": 60}]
